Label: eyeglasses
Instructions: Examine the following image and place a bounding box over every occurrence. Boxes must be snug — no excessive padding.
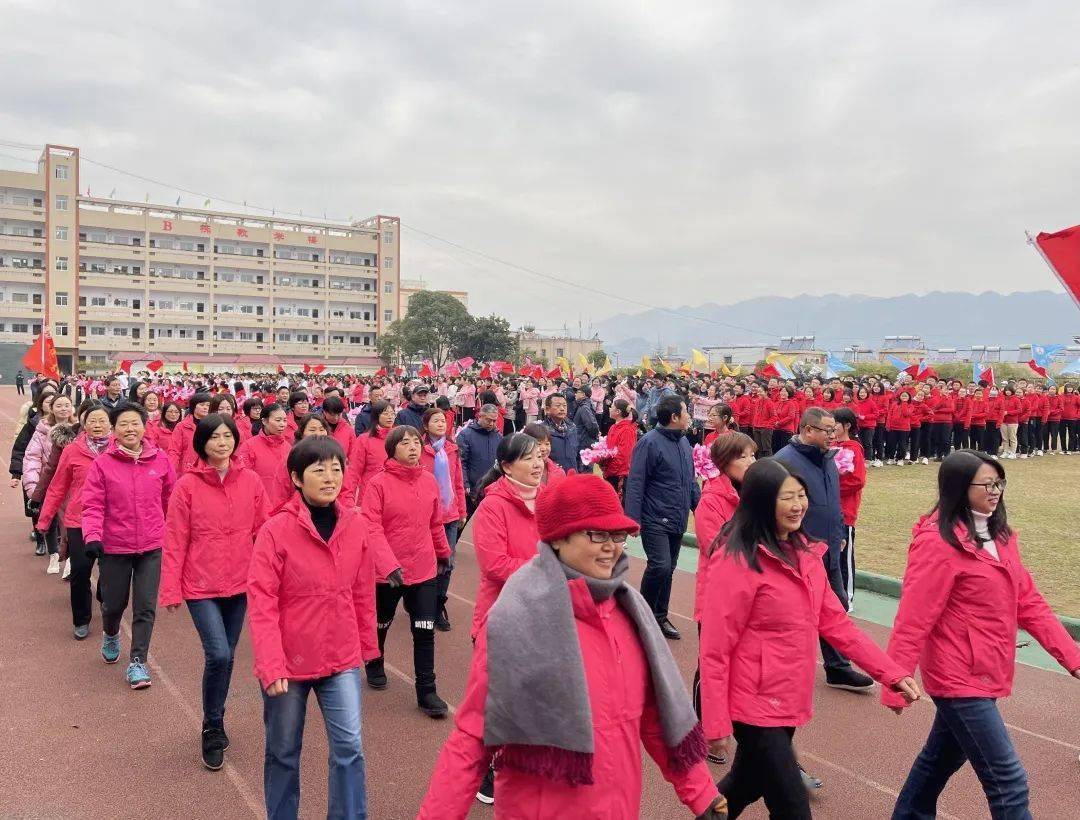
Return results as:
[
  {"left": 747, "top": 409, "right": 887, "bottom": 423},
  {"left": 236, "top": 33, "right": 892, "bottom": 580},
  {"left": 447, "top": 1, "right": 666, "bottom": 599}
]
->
[
  {"left": 808, "top": 424, "right": 837, "bottom": 436},
  {"left": 585, "top": 531, "right": 630, "bottom": 544},
  {"left": 970, "top": 479, "right": 1007, "bottom": 494}
]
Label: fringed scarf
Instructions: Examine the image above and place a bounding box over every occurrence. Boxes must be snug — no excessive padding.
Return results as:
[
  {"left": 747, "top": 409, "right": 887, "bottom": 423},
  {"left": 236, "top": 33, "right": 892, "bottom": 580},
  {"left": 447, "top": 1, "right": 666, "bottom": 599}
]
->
[
  {"left": 483, "top": 542, "right": 706, "bottom": 786},
  {"left": 429, "top": 436, "right": 454, "bottom": 511}
]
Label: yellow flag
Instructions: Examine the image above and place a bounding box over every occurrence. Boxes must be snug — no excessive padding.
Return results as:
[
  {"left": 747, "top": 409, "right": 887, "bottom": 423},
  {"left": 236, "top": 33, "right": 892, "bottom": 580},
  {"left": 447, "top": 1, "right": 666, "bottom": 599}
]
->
[
  {"left": 555, "top": 356, "right": 571, "bottom": 375},
  {"left": 577, "top": 353, "right": 592, "bottom": 373},
  {"left": 766, "top": 351, "right": 797, "bottom": 368},
  {"left": 640, "top": 355, "right": 652, "bottom": 371},
  {"left": 595, "top": 356, "right": 612, "bottom": 376},
  {"left": 656, "top": 357, "right": 672, "bottom": 375},
  {"left": 721, "top": 364, "right": 743, "bottom": 377},
  {"left": 691, "top": 349, "right": 709, "bottom": 372},
  {"left": 679, "top": 360, "right": 692, "bottom": 374}
]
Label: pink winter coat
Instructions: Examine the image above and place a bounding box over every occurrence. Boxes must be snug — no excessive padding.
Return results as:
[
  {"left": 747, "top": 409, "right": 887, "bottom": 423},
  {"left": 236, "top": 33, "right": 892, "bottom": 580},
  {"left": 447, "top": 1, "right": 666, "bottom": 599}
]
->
[
  {"left": 692, "top": 474, "right": 739, "bottom": 623},
  {"left": 341, "top": 426, "right": 390, "bottom": 507},
  {"left": 80, "top": 439, "right": 177, "bottom": 555},
  {"left": 37, "top": 432, "right": 107, "bottom": 531},
  {"left": 246, "top": 494, "right": 378, "bottom": 690},
  {"left": 469, "top": 477, "right": 540, "bottom": 639},
  {"left": 21, "top": 420, "right": 53, "bottom": 498},
  {"left": 361, "top": 459, "right": 451, "bottom": 585},
  {"left": 419, "top": 437, "right": 467, "bottom": 524},
  {"left": 159, "top": 460, "right": 269, "bottom": 607},
  {"left": 236, "top": 432, "right": 293, "bottom": 511},
  {"left": 700, "top": 539, "right": 906, "bottom": 739},
  {"left": 881, "top": 515, "right": 1080, "bottom": 709},
  {"left": 418, "top": 577, "right": 720, "bottom": 818},
  {"left": 323, "top": 416, "right": 355, "bottom": 453},
  {"left": 168, "top": 414, "right": 198, "bottom": 474}
]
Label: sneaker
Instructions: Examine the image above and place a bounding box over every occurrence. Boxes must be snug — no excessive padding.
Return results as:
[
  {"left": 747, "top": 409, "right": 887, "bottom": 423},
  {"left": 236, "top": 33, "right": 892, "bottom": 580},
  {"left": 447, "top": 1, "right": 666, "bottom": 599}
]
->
[
  {"left": 126, "top": 658, "right": 152, "bottom": 690},
  {"left": 873, "top": 459, "right": 883, "bottom": 467},
  {"left": 825, "top": 666, "right": 875, "bottom": 691},
  {"left": 101, "top": 632, "right": 121, "bottom": 664},
  {"left": 707, "top": 750, "right": 727, "bottom": 764},
  {"left": 365, "top": 659, "right": 387, "bottom": 690},
  {"left": 799, "top": 763, "right": 823, "bottom": 791},
  {"left": 920, "top": 457, "right": 929, "bottom": 465},
  {"left": 476, "top": 767, "right": 495, "bottom": 805},
  {"left": 434, "top": 606, "right": 451, "bottom": 633},
  {"left": 657, "top": 617, "right": 681, "bottom": 640},
  {"left": 34, "top": 533, "right": 46, "bottom": 556},
  {"left": 28, "top": 530, "right": 37, "bottom": 542},
  {"left": 418, "top": 690, "right": 449, "bottom": 718},
  {"left": 73, "top": 623, "right": 90, "bottom": 641},
  {"left": 201, "top": 725, "right": 226, "bottom": 771},
  {"left": 61, "top": 558, "right": 71, "bottom": 580},
  {"left": 46, "top": 554, "right": 60, "bottom": 574}
]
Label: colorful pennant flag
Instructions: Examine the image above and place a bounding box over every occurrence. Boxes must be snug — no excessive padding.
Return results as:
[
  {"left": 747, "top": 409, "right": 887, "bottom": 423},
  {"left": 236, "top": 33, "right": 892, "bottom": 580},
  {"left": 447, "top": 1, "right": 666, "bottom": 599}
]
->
[{"left": 22, "top": 330, "right": 60, "bottom": 381}]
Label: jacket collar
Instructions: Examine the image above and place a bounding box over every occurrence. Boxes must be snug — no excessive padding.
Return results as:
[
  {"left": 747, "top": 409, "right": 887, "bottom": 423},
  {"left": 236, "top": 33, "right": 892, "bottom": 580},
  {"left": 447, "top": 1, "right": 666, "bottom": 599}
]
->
[
  {"left": 281, "top": 492, "right": 350, "bottom": 547},
  {"left": 788, "top": 436, "right": 832, "bottom": 466},
  {"left": 382, "top": 457, "right": 422, "bottom": 482},
  {"left": 188, "top": 456, "right": 243, "bottom": 486},
  {"left": 702, "top": 473, "right": 738, "bottom": 503},
  {"left": 103, "top": 437, "right": 162, "bottom": 464},
  {"left": 487, "top": 476, "right": 537, "bottom": 516},
  {"left": 656, "top": 425, "right": 684, "bottom": 442}
]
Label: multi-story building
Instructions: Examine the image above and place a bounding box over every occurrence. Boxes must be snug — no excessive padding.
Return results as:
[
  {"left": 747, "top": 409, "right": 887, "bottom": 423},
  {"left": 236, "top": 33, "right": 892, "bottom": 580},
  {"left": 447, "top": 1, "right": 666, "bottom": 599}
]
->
[
  {"left": 399, "top": 277, "right": 469, "bottom": 318},
  {"left": 516, "top": 328, "right": 602, "bottom": 366},
  {"left": 0, "top": 144, "right": 400, "bottom": 373}
]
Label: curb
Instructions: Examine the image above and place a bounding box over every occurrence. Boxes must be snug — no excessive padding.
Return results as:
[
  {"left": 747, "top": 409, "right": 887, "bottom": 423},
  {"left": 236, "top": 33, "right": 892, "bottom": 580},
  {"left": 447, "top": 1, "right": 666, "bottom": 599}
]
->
[{"left": 680, "top": 533, "right": 1080, "bottom": 640}]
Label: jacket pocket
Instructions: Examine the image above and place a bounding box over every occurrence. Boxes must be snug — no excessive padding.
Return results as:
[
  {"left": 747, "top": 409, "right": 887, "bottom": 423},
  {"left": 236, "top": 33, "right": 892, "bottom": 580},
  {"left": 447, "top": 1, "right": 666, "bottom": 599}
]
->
[{"left": 965, "top": 626, "right": 1007, "bottom": 684}]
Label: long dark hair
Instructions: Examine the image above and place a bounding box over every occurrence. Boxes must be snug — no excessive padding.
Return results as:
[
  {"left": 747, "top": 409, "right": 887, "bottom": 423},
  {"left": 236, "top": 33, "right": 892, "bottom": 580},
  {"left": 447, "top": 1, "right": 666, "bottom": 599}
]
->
[
  {"left": 718, "top": 458, "right": 811, "bottom": 572},
  {"left": 933, "top": 450, "right": 1011, "bottom": 550},
  {"left": 475, "top": 432, "right": 536, "bottom": 499},
  {"left": 365, "top": 400, "right": 393, "bottom": 436}
]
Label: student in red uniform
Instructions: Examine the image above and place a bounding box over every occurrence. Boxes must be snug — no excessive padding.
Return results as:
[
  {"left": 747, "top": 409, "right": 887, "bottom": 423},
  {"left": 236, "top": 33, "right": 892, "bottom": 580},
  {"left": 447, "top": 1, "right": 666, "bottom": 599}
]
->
[
  {"left": 770, "top": 386, "right": 799, "bottom": 455},
  {"left": 342, "top": 400, "right": 395, "bottom": 507},
  {"left": 968, "top": 387, "right": 988, "bottom": 453},
  {"left": 247, "top": 436, "right": 378, "bottom": 820},
  {"left": 160, "top": 413, "right": 268, "bottom": 770},
  {"left": 1063, "top": 383, "right": 1079, "bottom": 452},
  {"left": 749, "top": 383, "right": 775, "bottom": 457},
  {"left": 236, "top": 402, "right": 292, "bottom": 510},
  {"left": 831, "top": 408, "right": 866, "bottom": 606},
  {"left": 600, "top": 398, "right": 638, "bottom": 499},
  {"left": 360, "top": 425, "right": 452, "bottom": 717},
  {"left": 1000, "top": 386, "right": 1021, "bottom": 458},
  {"left": 986, "top": 386, "right": 1006, "bottom": 456},
  {"left": 886, "top": 391, "right": 914, "bottom": 465},
  {"left": 700, "top": 458, "right": 919, "bottom": 817},
  {"left": 870, "top": 382, "right": 890, "bottom": 463},
  {"left": 886, "top": 451, "right": 1080, "bottom": 819},
  {"left": 853, "top": 386, "right": 880, "bottom": 467},
  {"left": 703, "top": 403, "right": 735, "bottom": 448},
  {"left": 729, "top": 384, "right": 752, "bottom": 431},
  {"left": 951, "top": 384, "right": 970, "bottom": 452},
  {"left": 910, "top": 389, "right": 933, "bottom": 465},
  {"left": 1046, "top": 386, "right": 1063, "bottom": 453}
]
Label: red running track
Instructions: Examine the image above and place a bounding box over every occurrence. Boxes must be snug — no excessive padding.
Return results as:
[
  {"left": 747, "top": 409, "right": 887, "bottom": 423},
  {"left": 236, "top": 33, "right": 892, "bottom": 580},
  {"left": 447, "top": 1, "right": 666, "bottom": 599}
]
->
[{"left": 0, "top": 386, "right": 1077, "bottom": 818}]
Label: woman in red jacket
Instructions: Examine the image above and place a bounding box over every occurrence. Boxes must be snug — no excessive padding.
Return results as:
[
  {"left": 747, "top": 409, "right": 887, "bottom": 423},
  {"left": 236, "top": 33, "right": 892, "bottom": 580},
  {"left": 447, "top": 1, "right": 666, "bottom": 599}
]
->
[
  {"left": 208, "top": 392, "right": 252, "bottom": 448},
  {"left": 700, "top": 458, "right": 919, "bottom": 818},
  {"left": 169, "top": 392, "right": 211, "bottom": 474},
  {"left": 236, "top": 403, "right": 292, "bottom": 510},
  {"left": 986, "top": 386, "right": 1006, "bottom": 456},
  {"left": 161, "top": 414, "right": 268, "bottom": 771},
  {"left": 360, "top": 425, "right": 452, "bottom": 717},
  {"left": 342, "top": 400, "right": 394, "bottom": 506},
  {"left": 832, "top": 408, "right": 866, "bottom": 605},
  {"left": 885, "top": 450, "right": 1080, "bottom": 818},
  {"left": 419, "top": 408, "right": 467, "bottom": 633},
  {"left": 968, "top": 387, "right": 988, "bottom": 453},
  {"left": 153, "top": 401, "right": 183, "bottom": 450},
  {"left": 886, "top": 391, "right": 914, "bottom": 465},
  {"left": 1046, "top": 387, "right": 1064, "bottom": 453},
  {"left": 600, "top": 398, "right": 638, "bottom": 499},
  {"left": 521, "top": 422, "right": 567, "bottom": 486},
  {"left": 1064, "top": 383, "right": 1079, "bottom": 453},
  {"left": 419, "top": 474, "right": 727, "bottom": 820},
  {"left": 853, "top": 386, "right": 880, "bottom": 467},
  {"left": 770, "top": 386, "right": 799, "bottom": 455},
  {"left": 247, "top": 436, "right": 377, "bottom": 820}
]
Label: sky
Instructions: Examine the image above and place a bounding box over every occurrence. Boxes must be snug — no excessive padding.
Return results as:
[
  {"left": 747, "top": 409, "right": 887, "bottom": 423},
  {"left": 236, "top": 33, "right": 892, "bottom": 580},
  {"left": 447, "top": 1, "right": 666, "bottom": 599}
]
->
[{"left": 1, "top": 0, "right": 1077, "bottom": 338}]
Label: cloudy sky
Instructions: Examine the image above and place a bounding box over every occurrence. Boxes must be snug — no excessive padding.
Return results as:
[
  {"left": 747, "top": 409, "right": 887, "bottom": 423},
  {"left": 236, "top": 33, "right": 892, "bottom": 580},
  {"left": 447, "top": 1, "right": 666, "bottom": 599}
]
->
[{"left": 1, "top": 0, "right": 1077, "bottom": 337}]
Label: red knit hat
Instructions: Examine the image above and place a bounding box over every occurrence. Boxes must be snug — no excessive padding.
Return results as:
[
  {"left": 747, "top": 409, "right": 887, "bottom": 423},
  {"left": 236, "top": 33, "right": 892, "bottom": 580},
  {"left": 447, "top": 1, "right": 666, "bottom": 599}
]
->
[{"left": 536, "top": 473, "right": 641, "bottom": 543}]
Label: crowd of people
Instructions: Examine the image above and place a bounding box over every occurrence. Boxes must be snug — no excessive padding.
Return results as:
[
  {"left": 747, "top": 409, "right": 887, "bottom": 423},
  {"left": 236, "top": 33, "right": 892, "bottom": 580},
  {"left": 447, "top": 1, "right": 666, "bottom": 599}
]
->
[{"left": 8, "top": 363, "right": 1080, "bottom": 819}]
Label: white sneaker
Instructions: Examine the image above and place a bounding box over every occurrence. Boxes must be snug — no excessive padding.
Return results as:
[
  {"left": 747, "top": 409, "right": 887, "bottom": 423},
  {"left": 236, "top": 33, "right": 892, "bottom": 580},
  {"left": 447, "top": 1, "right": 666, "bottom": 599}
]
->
[
  {"left": 61, "top": 558, "right": 71, "bottom": 580},
  {"left": 46, "top": 554, "right": 60, "bottom": 575},
  {"left": 921, "top": 457, "right": 929, "bottom": 465},
  {"left": 873, "top": 459, "right": 883, "bottom": 467},
  {"left": 1019, "top": 453, "right": 1027, "bottom": 459}
]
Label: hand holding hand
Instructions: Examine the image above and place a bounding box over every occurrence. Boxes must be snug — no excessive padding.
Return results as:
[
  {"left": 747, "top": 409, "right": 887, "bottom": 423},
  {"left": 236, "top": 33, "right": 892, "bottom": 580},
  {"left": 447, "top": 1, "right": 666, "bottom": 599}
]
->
[
  {"left": 437, "top": 558, "right": 452, "bottom": 576},
  {"left": 166, "top": 604, "right": 180, "bottom": 613},
  {"left": 708, "top": 736, "right": 732, "bottom": 764},
  {"left": 386, "top": 568, "right": 405, "bottom": 588},
  {"left": 889, "top": 676, "right": 922, "bottom": 713},
  {"left": 266, "top": 678, "right": 289, "bottom": 697}
]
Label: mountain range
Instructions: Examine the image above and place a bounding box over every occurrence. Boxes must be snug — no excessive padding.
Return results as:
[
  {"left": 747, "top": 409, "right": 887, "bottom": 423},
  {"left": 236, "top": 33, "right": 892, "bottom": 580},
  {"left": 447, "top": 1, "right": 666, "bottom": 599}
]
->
[{"left": 595, "top": 291, "right": 1079, "bottom": 361}]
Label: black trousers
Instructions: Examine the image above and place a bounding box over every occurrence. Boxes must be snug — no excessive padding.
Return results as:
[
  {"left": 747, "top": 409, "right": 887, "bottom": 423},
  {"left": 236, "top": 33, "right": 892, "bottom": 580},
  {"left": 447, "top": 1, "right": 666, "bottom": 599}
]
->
[
  {"left": 917, "top": 426, "right": 932, "bottom": 459},
  {"left": 982, "top": 422, "right": 1000, "bottom": 455},
  {"left": 99, "top": 548, "right": 162, "bottom": 662},
  {"left": 771, "top": 429, "right": 792, "bottom": 455},
  {"left": 638, "top": 528, "right": 683, "bottom": 620},
  {"left": 1029, "top": 419, "right": 1043, "bottom": 452},
  {"left": 931, "top": 422, "right": 951, "bottom": 459},
  {"left": 1046, "top": 420, "right": 1061, "bottom": 451},
  {"left": 952, "top": 423, "right": 967, "bottom": 451},
  {"left": 16, "top": 381, "right": 25, "bottom": 395},
  {"left": 1017, "top": 421, "right": 1029, "bottom": 454},
  {"left": 969, "top": 425, "right": 985, "bottom": 453},
  {"left": 373, "top": 579, "right": 438, "bottom": 695},
  {"left": 858, "top": 427, "right": 874, "bottom": 460},
  {"left": 751, "top": 427, "right": 773, "bottom": 457},
  {"left": 873, "top": 423, "right": 887, "bottom": 461},
  {"left": 887, "top": 430, "right": 909, "bottom": 461},
  {"left": 67, "top": 527, "right": 102, "bottom": 627},
  {"left": 719, "top": 723, "right": 810, "bottom": 819}
]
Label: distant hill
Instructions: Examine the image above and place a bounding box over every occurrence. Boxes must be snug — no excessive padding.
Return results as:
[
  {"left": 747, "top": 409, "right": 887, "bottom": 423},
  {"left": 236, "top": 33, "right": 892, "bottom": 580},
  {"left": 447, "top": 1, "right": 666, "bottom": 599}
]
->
[{"left": 596, "top": 291, "right": 1079, "bottom": 361}]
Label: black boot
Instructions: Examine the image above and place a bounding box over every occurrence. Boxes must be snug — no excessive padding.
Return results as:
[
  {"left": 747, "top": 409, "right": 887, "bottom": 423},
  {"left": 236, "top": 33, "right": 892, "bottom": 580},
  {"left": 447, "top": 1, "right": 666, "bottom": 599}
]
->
[
  {"left": 34, "top": 531, "right": 46, "bottom": 556},
  {"left": 201, "top": 722, "right": 226, "bottom": 771},
  {"left": 418, "top": 689, "right": 448, "bottom": 718},
  {"left": 365, "top": 658, "right": 387, "bottom": 690},
  {"left": 434, "top": 605, "right": 451, "bottom": 632}
]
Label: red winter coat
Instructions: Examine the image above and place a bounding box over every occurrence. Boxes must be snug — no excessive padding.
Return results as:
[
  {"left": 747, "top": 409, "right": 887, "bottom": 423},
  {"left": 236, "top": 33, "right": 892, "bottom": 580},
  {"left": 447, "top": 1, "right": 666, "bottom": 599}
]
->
[
  {"left": 1063, "top": 391, "right": 1080, "bottom": 421},
  {"left": 418, "top": 578, "right": 719, "bottom": 819},
  {"left": 322, "top": 416, "right": 355, "bottom": 452},
  {"left": 749, "top": 396, "right": 775, "bottom": 429},
  {"left": 886, "top": 400, "right": 913, "bottom": 432},
  {"left": 1047, "top": 393, "right": 1063, "bottom": 422},
  {"left": 1002, "top": 395, "right": 1022, "bottom": 424},
  {"left": 361, "top": 459, "right": 451, "bottom": 585},
  {"left": 729, "top": 395, "right": 752, "bottom": 428},
  {"left": 145, "top": 419, "right": 176, "bottom": 450},
  {"left": 601, "top": 417, "right": 638, "bottom": 478},
  {"left": 968, "top": 398, "right": 988, "bottom": 427},
  {"left": 882, "top": 515, "right": 1080, "bottom": 708},
  {"left": 771, "top": 398, "right": 799, "bottom": 433},
  {"left": 692, "top": 474, "right": 739, "bottom": 623},
  {"left": 929, "top": 391, "right": 954, "bottom": 424},
  {"left": 168, "top": 414, "right": 199, "bottom": 474},
  {"left": 952, "top": 395, "right": 970, "bottom": 427},
  {"left": 469, "top": 477, "right": 540, "bottom": 639},
  {"left": 543, "top": 458, "right": 566, "bottom": 486},
  {"left": 419, "top": 437, "right": 467, "bottom": 524},
  {"left": 81, "top": 439, "right": 177, "bottom": 555},
  {"left": 159, "top": 460, "right": 269, "bottom": 607},
  {"left": 246, "top": 494, "right": 379, "bottom": 690},
  {"left": 236, "top": 432, "right": 293, "bottom": 511},
  {"left": 909, "top": 400, "right": 932, "bottom": 428},
  {"left": 987, "top": 395, "right": 1006, "bottom": 425},
  {"left": 853, "top": 398, "right": 879, "bottom": 429},
  {"left": 36, "top": 432, "right": 106, "bottom": 531},
  {"left": 341, "top": 426, "right": 391, "bottom": 507},
  {"left": 836, "top": 438, "right": 866, "bottom": 526},
  {"left": 700, "top": 539, "right": 906, "bottom": 739}
]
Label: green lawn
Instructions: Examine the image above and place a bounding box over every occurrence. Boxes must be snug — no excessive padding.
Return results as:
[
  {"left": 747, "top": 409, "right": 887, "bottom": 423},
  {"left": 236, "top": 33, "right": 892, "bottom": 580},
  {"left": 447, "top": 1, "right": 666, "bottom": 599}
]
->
[{"left": 856, "top": 455, "right": 1080, "bottom": 618}]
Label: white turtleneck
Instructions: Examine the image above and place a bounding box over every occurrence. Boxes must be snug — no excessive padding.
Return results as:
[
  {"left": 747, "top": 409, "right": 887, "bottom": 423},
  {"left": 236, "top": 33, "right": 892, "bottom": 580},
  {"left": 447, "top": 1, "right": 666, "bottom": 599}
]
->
[{"left": 972, "top": 510, "right": 999, "bottom": 560}]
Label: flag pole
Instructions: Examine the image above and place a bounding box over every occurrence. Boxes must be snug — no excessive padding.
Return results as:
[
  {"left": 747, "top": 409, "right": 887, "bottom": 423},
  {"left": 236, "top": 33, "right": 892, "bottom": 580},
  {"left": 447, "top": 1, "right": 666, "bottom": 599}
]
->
[{"left": 1027, "top": 230, "right": 1080, "bottom": 310}]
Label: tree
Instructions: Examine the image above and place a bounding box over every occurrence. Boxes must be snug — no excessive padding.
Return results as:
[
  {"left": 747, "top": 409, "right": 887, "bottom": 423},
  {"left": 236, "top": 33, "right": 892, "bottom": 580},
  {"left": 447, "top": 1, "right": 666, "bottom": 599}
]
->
[
  {"left": 456, "top": 315, "right": 517, "bottom": 364},
  {"left": 587, "top": 349, "right": 608, "bottom": 370},
  {"left": 399, "top": 291, "right": 472, "bottom": 368},
  {"left": 375, "top": 320, "right": 413, "bottom": 367}
]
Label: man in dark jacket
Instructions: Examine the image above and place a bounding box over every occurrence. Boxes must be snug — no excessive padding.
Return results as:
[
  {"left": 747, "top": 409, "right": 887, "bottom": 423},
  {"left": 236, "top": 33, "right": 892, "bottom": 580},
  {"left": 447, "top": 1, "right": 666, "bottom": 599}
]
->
[
  {"left": 455, "top": 404, "right": 502, "bottom": 519},
  {"left": 572, "top": 386, "right": 600, "bottom": 469},
  {"left": 623, "top": 394, "right": 699, "bottom": 639},
  {"left": 395, "top": 383, "right": 431, "bottom": 429},
  {"left": 774, "top": 407, "right": 874, "bottom": 691},
  {"left": 542, "top": 393, "right": 580, "bottom": 474},
  {"left": 353, "top": 385, "right": 384, "bottom": 434},
  {"left": 15, "top": 370, "right": 24, "bottom": 396}
]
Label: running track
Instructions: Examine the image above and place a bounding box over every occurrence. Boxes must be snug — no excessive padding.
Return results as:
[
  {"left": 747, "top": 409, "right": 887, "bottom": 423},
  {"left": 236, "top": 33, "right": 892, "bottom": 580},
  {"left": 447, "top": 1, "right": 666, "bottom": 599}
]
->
[{"left": 0, "top": 387, "right": 1077, "bottom": 819}]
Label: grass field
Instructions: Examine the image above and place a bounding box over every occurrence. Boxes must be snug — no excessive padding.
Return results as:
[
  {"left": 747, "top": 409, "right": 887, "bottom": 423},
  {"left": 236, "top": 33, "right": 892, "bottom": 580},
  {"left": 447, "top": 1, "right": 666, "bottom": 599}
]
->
[{"left": 856, "top": 454, "right": 1080, "bottom": 618}]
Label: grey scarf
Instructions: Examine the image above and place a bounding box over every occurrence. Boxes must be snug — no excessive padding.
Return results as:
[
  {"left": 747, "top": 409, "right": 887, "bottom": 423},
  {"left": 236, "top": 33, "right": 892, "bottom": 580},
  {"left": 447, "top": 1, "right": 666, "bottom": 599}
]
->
[{"left": 483, "top": 542, "right": 706, "bottom": 785}]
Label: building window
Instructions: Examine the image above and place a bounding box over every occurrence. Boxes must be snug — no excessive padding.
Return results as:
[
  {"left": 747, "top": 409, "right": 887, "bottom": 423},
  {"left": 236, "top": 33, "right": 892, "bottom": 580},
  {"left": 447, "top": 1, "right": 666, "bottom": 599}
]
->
[
  {"left": 556, "top": 348, "right": 565, "bottom": 358},
  {"left": 383, "top": 232, "right": 394, "bottom": 243},
  {"left": 55, "top": 291, "right": 68, "bottom": 306},
  {"left": 112, "top": 327, "right": 129, "bottom": 337},
  {"left": 55, "top": 226, "right": 68, "bottom": 240},
  {"left": 55, "top": 165, "right": 68, "bottom": 180},
  {"left": 12, "top": 292, "right": 29, "bottom": 304},
  {"left": 55, "top": 256, "right": 68, "bottom": 271},
  {"left": 12, "top": 323, "right": 29, "bottom": 333},
  {"left": 383, "top": 281, "right": 393, "bottom": 294},
  {"left": 218, "top": 330, "right": 235, "bottom": 340},
  {"left": 383, "top": 257, "right": 393, "bottom": 268},
  {"left": 90, "top": 326, "right": 106, "bottom": 336},
  {"left": 383, "top": 309, "right": 393, "bottom": 322},
  {"left": 239, "top": 331, "right": 254, "bottom": 341},
  {"left": 55, "top": 322, "right": 68, "bottom": 337},
  {"left": 55, "top": 195, "right": 68, "bottom": 211}
]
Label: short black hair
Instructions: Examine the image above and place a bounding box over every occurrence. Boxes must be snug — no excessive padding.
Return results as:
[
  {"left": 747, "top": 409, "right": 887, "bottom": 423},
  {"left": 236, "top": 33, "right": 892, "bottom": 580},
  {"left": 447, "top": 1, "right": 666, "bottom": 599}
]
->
[
  {"left": 287, "top": 436, "right": 347, "bottom": 487},
  {"left": 209, "top": 393, "right": 237, "bottom": 413},
  {"left": 193, "top": 413, "right": 239, "bottom": 460},
  {"left": 109, "top": 401, "right": 147, "bottom": 426},
  {"left": 288, "top": 391, "right": 309, "bottom": 410},
  {"left": 262, "top": 401, "right": 287, "bottom": 420},
  {"left": 242, "top": 397, "right": 264, "bottom": 417},
  {"left": 656, "top": 395, "right": 685, "bottom": 426},
  {"left": 321, "top": 395, "right": 345, "bottom": 415},
  {"left": 544, "top": 393, "right": 566, "bottom": 408},
  {"left": 293, "top": 413, "right": 328, "bottom": 442},
  {"left": 384, "top": 424, "right": 421, "bottom": 458},
  {"left": 188, "top": 392, "right": 212, "bottom": 415}
]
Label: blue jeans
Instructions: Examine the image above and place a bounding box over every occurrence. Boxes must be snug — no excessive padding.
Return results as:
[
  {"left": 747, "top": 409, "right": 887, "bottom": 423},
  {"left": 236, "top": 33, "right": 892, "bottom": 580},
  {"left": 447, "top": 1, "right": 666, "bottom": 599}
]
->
[
  {"left": 187, "top": 595, "right": 247, "bottom": 726},
  {"left": 262, "top": 667, "right": 367, "bottom": 820},
  {"left": 639, "top": 528, "right": 682, "bottom": 619},
  {"left": 435, "top": 520, "right": 460, "bottom": 610},
  {"left": 893, "top": 697, "right": 1030, "bottom": 820}
]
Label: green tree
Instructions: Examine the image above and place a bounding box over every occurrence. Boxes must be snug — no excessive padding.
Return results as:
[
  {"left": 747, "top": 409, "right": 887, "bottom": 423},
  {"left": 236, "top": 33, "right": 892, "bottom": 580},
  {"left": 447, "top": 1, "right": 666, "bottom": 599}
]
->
[
  {"left": 456, "top": 315, "right": 518, "bottom": 363},
  {"left": 399, "top": 291, "right": 473, "bottom": 368},
  {"left": 586, "top": 349, "right": 608, "bottom": 370},
  {"left": 375, "top": 320, "right": 413, "bottom": 366}
]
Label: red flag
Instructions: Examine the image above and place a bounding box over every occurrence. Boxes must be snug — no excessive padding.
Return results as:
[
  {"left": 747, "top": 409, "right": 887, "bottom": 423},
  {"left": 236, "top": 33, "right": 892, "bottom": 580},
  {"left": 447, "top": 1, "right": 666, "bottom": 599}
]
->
[
  {"left": 1033, "top": 227, "right": 1080, "bottom": 308},
  {"left": 374, "top": 367, "right": 388, "bottom": 377},
  {"left": 759, "top": 363, "right": 781, "bottom": 380},
  {"left": 146, "top": 360, "right": 164, "bottom": 373},
  {"left": 393, "top": 366, "right": 404, "bottom": 377},
  {"left": 445, "top": 362, "right": 462, "bottom": 377},
  {"left": 544, "top": 366, "right": 562, "bottom": 379},
  {"left": 478, "top": 364, "right": 491, "bottom": 379},
  {"left": 1028, "top": 360, "right": 1049, "bottom": 379},
  {"left": 417, "top": 360, "right": 435, "bottom": 378},
  {"left": 118, "top": 359, "right": 134, "bottom": 374},
  {"left": 313, "top": 364, "right": 326, "bottom": 374},
  {"left": 979, "top": 366, "right": 995, "bottom": 387},
  {"left": 182, "top": 361, "right": 189, "bottom": 372},
  {"left": 22, "top": 330, "right": 60, "bottom": 380},
  {"left": 915, "top": 365, "right": 939, "bottom": 382},
  {"left": 277, "top": 363, "right": 286, "bottom": 375},
  {"left": 456, "top": 357, "right": 475, "bottom": 370},
  {"left": 302, "top": 363, "right": 311, "bottom": 374},
  {"left": 491, "top": 360, "right": 513, "bottom": 375}
]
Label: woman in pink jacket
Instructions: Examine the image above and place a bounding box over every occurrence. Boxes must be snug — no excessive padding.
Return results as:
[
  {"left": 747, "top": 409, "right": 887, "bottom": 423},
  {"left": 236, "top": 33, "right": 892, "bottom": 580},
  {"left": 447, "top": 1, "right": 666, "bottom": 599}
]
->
[
  {"left": 209, "top": 392, "right": 252, "bottom": 448},
  {"left": 81, "top": 402, "right": 177, "bottom": 690},
  {"left": 341, "top": 400, "right": 394, "bottom": 506},
  {"left": 38, "top": 401, "right": 112, "bottom": 639},
  {"left": 161, "top": 413, "right": 268, "bottom": 771},
  {"left": 699, "top": 458, "right": 919, "bottom": 818},
  {"left": 521, "top": 422, "right": 567, "bottom": 486},
  {"left": 419, "top": 474, "right": 728, "bottom": 820},
  {"left": 168, "top": 391, "right": 211, "bottom": 474},
  {"left": 418, "top": 408, "right": 467, "bottom": 633},
  {"left": 149, "top": 400, "right": 183, "bottom": 450},
  {"left": 360, "top": 425, "right": 452, "bottom": 717},
  {"left": 236, "top": 402, "right": 292, "bottom": 511},
  {"left": 885, "top": 450, "right": 1080, "bottom": 819},
  {"left": 24, "top": 392, "right": 75, "bottom": 573},
  {"left": 247, "top": 436, "right": 378, "bottom": 820}
]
